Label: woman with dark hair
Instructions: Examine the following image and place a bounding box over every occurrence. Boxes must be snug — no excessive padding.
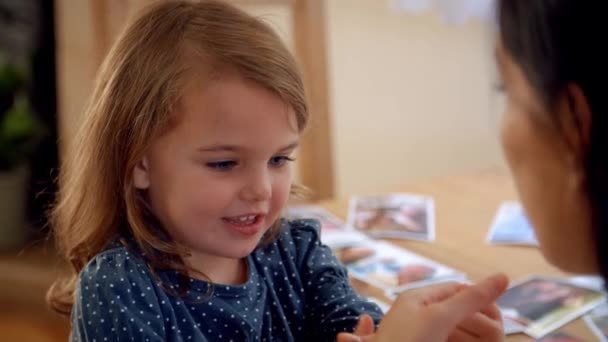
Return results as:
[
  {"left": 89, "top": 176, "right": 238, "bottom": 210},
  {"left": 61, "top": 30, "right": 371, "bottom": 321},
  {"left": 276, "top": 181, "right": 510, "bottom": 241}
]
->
[
  {"left": 496, "top": 0, "right": 606, "bottom": 278},
  {"left": 338, "top": 1, "right": 606, "bottom": 341}
]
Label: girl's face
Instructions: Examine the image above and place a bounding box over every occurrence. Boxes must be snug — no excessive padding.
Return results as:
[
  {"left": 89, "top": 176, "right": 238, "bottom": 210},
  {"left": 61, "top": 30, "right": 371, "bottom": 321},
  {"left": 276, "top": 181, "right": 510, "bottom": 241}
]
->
[
  {"left": 134, "top": 72, "right": 299, "bottom": 269},
  {"left": 496, "top": 41, "right": 597, "bottom": 274}
]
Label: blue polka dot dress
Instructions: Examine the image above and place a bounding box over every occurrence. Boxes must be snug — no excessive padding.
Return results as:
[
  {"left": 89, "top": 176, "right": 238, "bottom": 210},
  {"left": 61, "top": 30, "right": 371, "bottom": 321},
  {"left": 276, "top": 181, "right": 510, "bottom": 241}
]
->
[{"left": 71, "top": 219, "right": 383, "bottom": 341}]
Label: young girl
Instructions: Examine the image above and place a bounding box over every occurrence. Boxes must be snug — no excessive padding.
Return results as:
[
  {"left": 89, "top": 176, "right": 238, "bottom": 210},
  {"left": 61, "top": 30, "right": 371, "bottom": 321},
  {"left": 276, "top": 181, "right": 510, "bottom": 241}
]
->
[{"left": 48, "top": 1, "right": 383, "bottom": 340}]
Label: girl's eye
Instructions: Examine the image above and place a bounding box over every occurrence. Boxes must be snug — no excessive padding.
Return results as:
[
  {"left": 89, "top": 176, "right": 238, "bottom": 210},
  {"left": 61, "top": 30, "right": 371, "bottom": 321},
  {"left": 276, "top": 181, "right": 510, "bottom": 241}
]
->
[
  {"left": 269, "top": 156, "right": 295, "bottom": 167},
  {"left": 206, "top": 160, "right": 237, "bottom": 171}
]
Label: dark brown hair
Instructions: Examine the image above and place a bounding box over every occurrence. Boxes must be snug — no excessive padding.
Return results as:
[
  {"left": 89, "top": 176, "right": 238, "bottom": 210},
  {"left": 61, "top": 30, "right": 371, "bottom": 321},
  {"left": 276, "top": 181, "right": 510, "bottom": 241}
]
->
[{"left": 498, "top": 1, "right": 608, "bottom": 280}]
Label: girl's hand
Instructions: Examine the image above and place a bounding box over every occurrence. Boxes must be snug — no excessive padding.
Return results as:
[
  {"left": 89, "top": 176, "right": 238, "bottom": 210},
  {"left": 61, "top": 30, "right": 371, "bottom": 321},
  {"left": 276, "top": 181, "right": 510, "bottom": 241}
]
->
[
  {"left": 350, "top": 313, "right": 376, "bottom": 337},
  {"left": 337, "top": 273, "right": 509, "bottom": 342}
]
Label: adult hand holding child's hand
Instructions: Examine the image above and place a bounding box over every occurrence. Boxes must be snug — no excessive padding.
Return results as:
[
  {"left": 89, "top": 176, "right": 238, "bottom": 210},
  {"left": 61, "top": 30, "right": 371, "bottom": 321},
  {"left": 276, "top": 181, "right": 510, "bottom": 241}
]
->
[{"left": 337, "top": 273, "right": 509, "bottom": 342}]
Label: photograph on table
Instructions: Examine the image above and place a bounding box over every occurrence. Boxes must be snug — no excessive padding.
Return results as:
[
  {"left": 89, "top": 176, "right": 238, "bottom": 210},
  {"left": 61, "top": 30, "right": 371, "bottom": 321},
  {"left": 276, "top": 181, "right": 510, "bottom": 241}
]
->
[
  {"left": 347, "top": 193, "right": 435, "bottom": 241},
  {"left": 334, "top": 245, "right": 377, "bottom": 265},
  {"left": 498, "top": 276, "right": 605, "bottom": 339},
  {"left": 365, "top": 296, "right": 391, "bottom": 314},
  {"left": 525, "top": 332, "right": 585, "bottom": 342},
  {"left": 584, "top": 301, "right": 608, "bottom": 342},
  {"left": 285, "top": 205, "right": 344, "bottom": 230},
  {"left": 503, "top": 316, "right": 527, "bottom": 335},
  {"left": 568, "top": 275, "right": 605, "bottom": 292},
  {"left": 346, "top": 240, "right": 464, "bottom": 293},
  {"left": 284, "top": 205, "right": 370, "bottom": 249},
  {"left": 486, "top": 201, "right": 538, "bottom": 246}
]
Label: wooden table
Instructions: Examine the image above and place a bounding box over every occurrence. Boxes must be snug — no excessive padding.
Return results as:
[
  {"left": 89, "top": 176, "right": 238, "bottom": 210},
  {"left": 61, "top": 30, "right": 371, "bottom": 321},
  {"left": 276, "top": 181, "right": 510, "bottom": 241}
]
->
[{"left": 319, "top": 170, "right": 597, "bottom": 341}]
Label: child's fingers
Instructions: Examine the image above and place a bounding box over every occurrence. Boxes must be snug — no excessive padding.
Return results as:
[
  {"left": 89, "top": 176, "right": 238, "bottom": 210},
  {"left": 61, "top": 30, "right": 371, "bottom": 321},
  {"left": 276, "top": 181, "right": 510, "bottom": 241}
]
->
[
  {"left": 336, "top": 314, "right": 376, "bottom": 342},
  {"left": 336, "top": 333, "right": 360, "bottom": 342},
  {"left": 353, "top": 314, "right": 375, "bottom": 336},
  {"left": 454, "top": 312, "right": 503, "bottom": 340},
  {"left": 336, "top": 332, "right": 374, "bottom": 342}
]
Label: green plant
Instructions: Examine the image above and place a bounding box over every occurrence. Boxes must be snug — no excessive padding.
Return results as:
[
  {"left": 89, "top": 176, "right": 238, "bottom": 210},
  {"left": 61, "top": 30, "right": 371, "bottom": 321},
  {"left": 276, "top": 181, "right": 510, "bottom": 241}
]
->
[{"left": 0, "top": 57, "right": 45, "bottom": 171}]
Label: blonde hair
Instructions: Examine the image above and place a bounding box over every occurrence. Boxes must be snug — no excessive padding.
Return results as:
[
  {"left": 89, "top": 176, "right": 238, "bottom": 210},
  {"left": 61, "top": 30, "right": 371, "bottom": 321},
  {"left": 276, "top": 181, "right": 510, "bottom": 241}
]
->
[{"left": 48, "top": 0, "right": 308, "bottom": 316}]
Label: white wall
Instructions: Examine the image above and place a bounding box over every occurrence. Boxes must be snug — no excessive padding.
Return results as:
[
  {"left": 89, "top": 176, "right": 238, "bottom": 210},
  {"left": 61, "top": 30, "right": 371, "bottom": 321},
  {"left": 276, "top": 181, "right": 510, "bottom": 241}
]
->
[
  {"left": 241, "top": 1, "right": 506, "bottom": 198},
  {"left": 239, "top": 4, "right": 294, "bottom": 48},
  {"left": 327, "top": 0, "right": 505, "bottom": 197}
]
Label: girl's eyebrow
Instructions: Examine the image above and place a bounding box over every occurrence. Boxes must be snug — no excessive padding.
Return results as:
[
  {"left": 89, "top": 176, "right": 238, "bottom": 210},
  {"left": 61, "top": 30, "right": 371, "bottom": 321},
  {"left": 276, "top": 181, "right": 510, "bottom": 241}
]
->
[
  {"left": 277, "top": 141, "right": 299, "bottom": 153},
  {"left": 197, "top": 141, "right": 299, "bottom": 153},
  {"left": 197, "top": 145, "right": 241, "bottom": 152}
]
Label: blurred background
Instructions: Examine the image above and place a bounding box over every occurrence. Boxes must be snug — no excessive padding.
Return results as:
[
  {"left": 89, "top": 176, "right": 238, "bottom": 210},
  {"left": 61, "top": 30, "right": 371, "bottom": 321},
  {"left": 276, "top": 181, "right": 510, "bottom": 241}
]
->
[{"left": 0, "top": 0, "right": 503, "bottom": 340}]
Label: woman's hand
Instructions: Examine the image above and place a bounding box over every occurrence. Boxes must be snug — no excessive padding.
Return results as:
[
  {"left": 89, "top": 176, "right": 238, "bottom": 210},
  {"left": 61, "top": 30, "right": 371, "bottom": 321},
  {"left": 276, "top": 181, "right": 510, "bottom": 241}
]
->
[{"left": 337, "top": 273, "right": 509, "bottom": 342}]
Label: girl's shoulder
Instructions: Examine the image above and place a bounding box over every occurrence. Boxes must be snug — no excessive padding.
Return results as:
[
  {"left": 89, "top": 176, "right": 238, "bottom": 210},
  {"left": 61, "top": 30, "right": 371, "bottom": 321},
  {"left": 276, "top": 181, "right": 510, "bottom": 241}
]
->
[
  {"left": 255, "top": 218, "right": 324, "bottom": 263},
  {"left": 72, "top": 244, "right": 168, "bottom": 340},
  {"left": 78, "top": 243, "right": 152, "bottom": 288},
  {"left": 277, "top": 217, "right": 322, "bottom": 245}
]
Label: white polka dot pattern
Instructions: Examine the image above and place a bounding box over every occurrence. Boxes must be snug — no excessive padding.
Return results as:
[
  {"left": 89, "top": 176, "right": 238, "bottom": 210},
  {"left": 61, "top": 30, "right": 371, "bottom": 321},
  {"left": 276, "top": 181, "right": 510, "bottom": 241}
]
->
[{"left": 70, "top": 220, "right": 383, "bottom": 341}]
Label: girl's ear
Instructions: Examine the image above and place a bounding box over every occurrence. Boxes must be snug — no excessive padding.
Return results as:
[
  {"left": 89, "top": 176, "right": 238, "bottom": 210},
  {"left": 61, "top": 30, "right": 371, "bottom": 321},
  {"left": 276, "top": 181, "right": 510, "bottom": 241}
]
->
[{"left": 133, "top": 156, "right": 151, "bottom": 189}]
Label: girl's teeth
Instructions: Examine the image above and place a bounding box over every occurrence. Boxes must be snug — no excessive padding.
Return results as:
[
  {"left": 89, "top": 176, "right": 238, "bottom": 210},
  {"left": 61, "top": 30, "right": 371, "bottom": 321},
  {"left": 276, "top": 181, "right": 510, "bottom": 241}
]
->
[{"left": 228, "top": 215, "right": 256, "bottom": 224}]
